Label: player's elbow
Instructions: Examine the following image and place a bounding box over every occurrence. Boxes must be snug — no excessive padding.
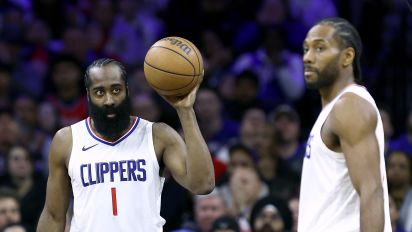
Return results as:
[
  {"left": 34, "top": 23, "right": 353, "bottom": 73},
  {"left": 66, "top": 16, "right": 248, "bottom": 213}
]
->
[
  {"left": 191, "top": 178, "right": 215, "bottom": 195},
  {"left": 193, "top": 184, "right": 215, "bottom": 195}
]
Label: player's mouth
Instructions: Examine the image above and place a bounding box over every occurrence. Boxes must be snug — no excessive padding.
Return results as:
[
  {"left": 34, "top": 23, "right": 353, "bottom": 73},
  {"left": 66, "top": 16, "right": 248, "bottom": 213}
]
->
[
  {"left": 304, "top": 67, "right": 317, "bottom": 77},
  {"left": 107, "top": 113, "right": 116, "bottom": 118}
]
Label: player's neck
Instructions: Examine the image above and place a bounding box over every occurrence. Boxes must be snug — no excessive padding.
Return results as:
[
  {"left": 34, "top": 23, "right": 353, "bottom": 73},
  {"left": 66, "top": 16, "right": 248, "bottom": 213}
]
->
[{"left": 319, "top": 76, "right": 356, "bottom": 107}]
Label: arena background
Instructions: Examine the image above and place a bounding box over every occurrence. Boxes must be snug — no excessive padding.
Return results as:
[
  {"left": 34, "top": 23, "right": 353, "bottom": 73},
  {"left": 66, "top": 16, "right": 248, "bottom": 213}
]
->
[{"left": 0, "top": 0, "right": 411, "bottom": 232}]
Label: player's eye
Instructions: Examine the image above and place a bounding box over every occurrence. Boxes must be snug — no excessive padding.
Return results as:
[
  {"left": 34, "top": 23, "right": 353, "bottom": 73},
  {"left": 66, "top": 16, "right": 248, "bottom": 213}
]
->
[
  {"left": 303, "top": 47, "right": 308, "bottom": 54},
  {"left": 112, "top": 88, "right": 121, "bottom": 94},
  {"left": 95, "top": 90, "right": 104, "bottom": 96},
  {"left": 316, "top": 46, "right": 324, "bottom": 52}
]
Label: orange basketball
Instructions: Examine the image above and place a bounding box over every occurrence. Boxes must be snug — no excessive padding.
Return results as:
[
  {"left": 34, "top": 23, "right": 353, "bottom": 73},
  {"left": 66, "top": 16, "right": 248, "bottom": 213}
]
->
[{"left": 143, "top": 36, "right": 204, "bottom": 97}]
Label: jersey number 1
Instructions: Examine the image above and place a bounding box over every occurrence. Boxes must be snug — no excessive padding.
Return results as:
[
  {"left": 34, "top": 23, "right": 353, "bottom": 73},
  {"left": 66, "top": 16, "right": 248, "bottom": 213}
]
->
[{"left": 111, "top": 187, "right": 118, "bottom": 216}]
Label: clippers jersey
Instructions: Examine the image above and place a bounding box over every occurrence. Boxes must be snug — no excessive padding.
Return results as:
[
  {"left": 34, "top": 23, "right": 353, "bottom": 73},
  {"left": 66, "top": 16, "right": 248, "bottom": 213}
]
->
[
  {"left": 68, "top": 117, "right": 165, "bottom": 232},
  {"left": 298, "top": 85, "right": 391, "bottom": 232}
]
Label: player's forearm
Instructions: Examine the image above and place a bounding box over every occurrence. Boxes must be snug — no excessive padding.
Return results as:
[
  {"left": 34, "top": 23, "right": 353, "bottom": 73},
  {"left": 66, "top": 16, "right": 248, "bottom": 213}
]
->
[
  {"left": 360, "top": 185, "right": 384, "bottom": 232},
  {"left": 176, "top": 107, "right": 215, "bottom": 194},
  {"left": 37, "top": 210, "right": 66, "bottom": 232}
]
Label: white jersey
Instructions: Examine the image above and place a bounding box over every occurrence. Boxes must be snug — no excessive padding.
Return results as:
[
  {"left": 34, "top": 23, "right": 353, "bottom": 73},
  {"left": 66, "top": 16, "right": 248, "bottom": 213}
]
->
[
  {"left": 298, "top": 85, "right": 391, "bottom": 232},
  {"left": 68, "top": 117, "right": 165, "bottom": 232}
]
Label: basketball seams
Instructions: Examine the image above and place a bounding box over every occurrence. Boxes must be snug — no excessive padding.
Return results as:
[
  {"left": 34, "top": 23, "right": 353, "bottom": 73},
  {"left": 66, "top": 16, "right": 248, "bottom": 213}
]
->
[
  {"left": 144, "top": 64, "right": 197, "bottom": 91},
  {"left": 144, "top": 60, "right": 197, "bottom": 77},
  {"left": 178, "top": 37, "right": 202, "bottom": 76},
  {"left": 148, "top": 46, "right": 197, "bottom": 75},
  {"left": 149, "top": 77, "right": 199, "bottom": 92},
  {"left": 144, "top": 36, "right": 204, "bottom": 96},
  {"left": 147, "top": 78, "right": 200, "bottom": 92}
]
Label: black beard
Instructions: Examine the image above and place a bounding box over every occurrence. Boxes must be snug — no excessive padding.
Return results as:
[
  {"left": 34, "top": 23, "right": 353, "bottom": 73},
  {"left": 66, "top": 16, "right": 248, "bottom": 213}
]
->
[
  {"left": 305, "top": 56, "right": 340, "bottom": 90},
  {"left": 88, "top": 96, "right": 131, "bottom": 140}
]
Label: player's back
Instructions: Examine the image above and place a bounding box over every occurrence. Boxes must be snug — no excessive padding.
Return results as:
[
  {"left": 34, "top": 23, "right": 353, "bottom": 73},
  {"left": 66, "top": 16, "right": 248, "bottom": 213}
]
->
[
  {"left": 298, "top": 85, "right": 391, "bottom": 232},
  {"left": 68, "top": 117, "right": 165, "bottom": 232}
]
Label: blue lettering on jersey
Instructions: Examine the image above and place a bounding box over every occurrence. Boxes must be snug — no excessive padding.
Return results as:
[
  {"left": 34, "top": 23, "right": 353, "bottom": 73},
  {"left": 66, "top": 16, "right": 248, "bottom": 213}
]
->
[
  {"left": 127, "top": 160, "right": 137, "bottom": 181},
  {"left": 305, "top": 135, "right": 314, "bottom": 159},
  {"left": 80, "top": 164, "right": 89, "bottom": 187},
  {"left": 80, "top": 159, "right": 147, "bottom": 187},
  {"left": 137, "top": 159, "right": 146, "bottom": 181}
]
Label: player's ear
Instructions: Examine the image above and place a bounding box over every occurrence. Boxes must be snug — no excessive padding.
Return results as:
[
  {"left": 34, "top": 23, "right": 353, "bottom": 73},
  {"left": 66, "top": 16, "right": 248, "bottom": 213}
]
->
[
  {"left": 342, "top": 47, "right": 355, "bottom": 67},
  {"left": 86, "top": 89, "right": 90, "bottom": 101}
]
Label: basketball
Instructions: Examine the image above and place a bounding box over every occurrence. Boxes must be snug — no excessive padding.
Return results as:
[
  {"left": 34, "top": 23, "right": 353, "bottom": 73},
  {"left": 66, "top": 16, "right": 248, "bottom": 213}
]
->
[{"left": 144, "top": 36, "right": 204, "bottom": 97}]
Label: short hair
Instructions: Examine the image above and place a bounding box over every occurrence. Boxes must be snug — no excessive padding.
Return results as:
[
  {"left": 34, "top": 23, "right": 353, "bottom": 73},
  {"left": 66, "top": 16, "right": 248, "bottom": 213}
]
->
[
  {"left": 228, "top": 142, "right": 257, "bottom": 163},
  {"left": 234, "top": 70, "right": 259, "bottom": 88},
  {"left": 51, "top": 54, "right": 84, "bottom": 74},
  {"left": 316, "top": 17, "right": 363, "bottom": 84},
  {"left": 0, "top": 188, "right": 19, "bottom": 203},
  {"left": 84, "top": 58, "right": 127, "bottom": 90}
]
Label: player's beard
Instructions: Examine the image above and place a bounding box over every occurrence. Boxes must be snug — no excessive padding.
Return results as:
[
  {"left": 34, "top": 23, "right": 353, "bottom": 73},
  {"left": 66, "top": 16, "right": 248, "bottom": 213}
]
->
[
  {"left": 305, "top": 55, "right": 340, "bottom": 90},
  {"left": 88, "top": 96, "right": 131, "bottom": 140}
]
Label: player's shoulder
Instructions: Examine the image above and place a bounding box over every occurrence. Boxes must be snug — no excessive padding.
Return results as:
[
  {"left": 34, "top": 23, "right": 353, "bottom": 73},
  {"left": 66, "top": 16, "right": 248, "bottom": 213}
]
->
[
  {"left": 331, "top": 92, "right": 377, "bottom": 133},
  {"left": 153, "top": 122, "right": 176, "bottom": 138},
  {"left": 334, "top": 91, "right": 377, "bottom": 118},
  {"left": 49, "top": 126, "right": 73, "bottom": 166},
  {"left": 54, "top": 126, "right": 73, "bottom": 142}
]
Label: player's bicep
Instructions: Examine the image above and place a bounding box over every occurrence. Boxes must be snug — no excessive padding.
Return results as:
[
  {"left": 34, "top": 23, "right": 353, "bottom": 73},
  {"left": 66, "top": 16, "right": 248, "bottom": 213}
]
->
[
  {"left": 43, "top": 127, "right": 72, "bottom": 221},
  {"left": 153, "top": 123, "right": 188, "bottom": 186},
  {"left": 332, "top": 95, "right": 382, "bottom": 194}
]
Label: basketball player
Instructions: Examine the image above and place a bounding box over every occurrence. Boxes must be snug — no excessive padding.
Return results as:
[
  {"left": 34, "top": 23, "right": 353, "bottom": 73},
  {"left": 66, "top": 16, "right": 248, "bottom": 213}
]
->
[
  {"left": 36, "top": 58, "right": 215, "bottom": 232},
  {"left": 298, "top": 18, "right": 391, "bottom": 231}
]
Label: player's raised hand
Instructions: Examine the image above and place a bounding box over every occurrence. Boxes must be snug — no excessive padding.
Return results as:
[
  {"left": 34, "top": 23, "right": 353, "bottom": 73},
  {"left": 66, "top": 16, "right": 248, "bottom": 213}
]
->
[{"left": 161, "top": 74, "right": 203, "bottom": 109}]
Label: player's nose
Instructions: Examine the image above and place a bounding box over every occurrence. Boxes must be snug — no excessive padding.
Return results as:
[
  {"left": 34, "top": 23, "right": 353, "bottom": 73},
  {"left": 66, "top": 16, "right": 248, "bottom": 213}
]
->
[
  {"left": 303, "top": 49, "right": 315, "bottom": 64},
  {"left": 103, "top": 94, "right": 115, "bottom": 107}
]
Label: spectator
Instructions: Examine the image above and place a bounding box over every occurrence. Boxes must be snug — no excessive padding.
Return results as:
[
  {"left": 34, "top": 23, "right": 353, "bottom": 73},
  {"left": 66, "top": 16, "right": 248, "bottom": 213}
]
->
[
  {"left": 211, "top": 216, "right": 240, "bottom": 232},
  {"left": 226, "top": 71, "right": 264, "bottom": 121},
  {"left": 249, "top": 196, "right": 292, "bottom": 232},
  {"left": 232, "top": 25, "right": 304, "bottom": 109},
  {"left": 270, "top": 104, "right": 305, "bottom": 176},
  {"left": 219, "top": 167, "right": 269, "bottom": 231},
  {"left": 44, "top": 55, "right": 87, "bottom": 127},
  {"left": 217, "top": 143, "right": 257, "bottom": 186},
  {"left": 0, "top": 64, "right": 13, "bottom": 109},
  {"left": 36, "top": 102, "right": 58, "bottom": 176},
  {"left": 399, "top": 189, "right": 412, "bottom": 232},
  {"left": 389, "top": 194, "right": 406, "bottom": 232},
  {"left": 194, "top": 88, "right": 239, "bottom": 154},
  {"left": 288, "top": 196, "right": 299, "bottom": 232},
  {"left": 0, "top": 188, "right": 21, "bottom": 230},
  {"left": 386, "top": 150, "right": 412, "bottom": 209},
  {"left": 132, "top": 92, "right": 162, "bottom": 122},
  {"left": 182, "top": 189, "right": 228, "bottom": 232},
  {"left": 0, "top": 112, "right": 20, "bottom": 178},
  {"left": 1, "top": 222, "right": 27, "bottom": 232},
  {"left": 3, "top": 146, "right": 45, "bottom": 231},
  {"left": 390, "top": 110, "right": 412, "bottom": 156},
  {"left": 379, "top": 105, "right": 394, "bottom": 156},
  {"left": 256, "top": 154, "right": 299, "bottom": 202},
  {"left": 105, "top": 0, "right": 164, "bottom": 65},
  {"left": 215, "top": 108, "right": 267, "bottom": 164},
  {"left": 12, "top": 96, "right": 46, "bottom": 165},
  {"left": 200, "top": 30, "right": 233, "bottom": 89}
]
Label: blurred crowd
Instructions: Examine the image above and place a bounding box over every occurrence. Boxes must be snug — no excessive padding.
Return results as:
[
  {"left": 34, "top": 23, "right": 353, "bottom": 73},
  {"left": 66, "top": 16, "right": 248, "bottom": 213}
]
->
[{"left": 0, "top": 0, "right": 411, "bottom": 232}]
